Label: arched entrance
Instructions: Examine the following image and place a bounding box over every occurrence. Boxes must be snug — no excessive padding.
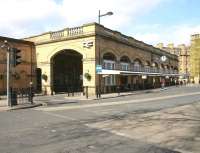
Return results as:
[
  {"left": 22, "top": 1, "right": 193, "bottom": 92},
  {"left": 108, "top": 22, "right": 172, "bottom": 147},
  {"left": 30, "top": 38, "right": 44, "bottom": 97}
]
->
[{"left": 51, "top": 50, "right": 83, "bottom": 93}]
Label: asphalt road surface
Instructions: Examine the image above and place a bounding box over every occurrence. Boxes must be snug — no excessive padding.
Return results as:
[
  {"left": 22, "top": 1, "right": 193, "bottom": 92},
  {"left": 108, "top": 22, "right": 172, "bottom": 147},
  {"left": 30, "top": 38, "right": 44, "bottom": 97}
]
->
[{"left": 0, "top": 85, "right": 200, "bottom": 153}]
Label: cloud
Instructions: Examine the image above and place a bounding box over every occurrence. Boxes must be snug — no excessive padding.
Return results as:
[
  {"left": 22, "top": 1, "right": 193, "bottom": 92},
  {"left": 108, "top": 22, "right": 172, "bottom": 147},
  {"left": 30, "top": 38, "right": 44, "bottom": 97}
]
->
[
  {"left": 132, "top": 24, "right": 200, "bottom": 46},
  {"left": 0, "top": 0, "right": 164, "bottom": 38},
  {"left": 59, "top": 0, "right": 164, "bottom": 29},
  {"left": 134, "top": 33, "right": 160, "bottom": 44},
  {"left": 0, "top": 0, "right": 60, "bottom": 37},
  {"left": 1, "top": 0, "right": 198, "bottom": 46}
]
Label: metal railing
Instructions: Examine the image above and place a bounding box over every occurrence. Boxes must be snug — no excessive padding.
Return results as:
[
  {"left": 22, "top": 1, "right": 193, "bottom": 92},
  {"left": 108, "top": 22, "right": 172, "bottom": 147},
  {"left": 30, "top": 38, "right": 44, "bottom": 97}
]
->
[
  {"left": 0, "top": 88, "right": 34, "bottom": 105},
  {"left": 103, "top": 63, "right": 178, "bottom": 75}
]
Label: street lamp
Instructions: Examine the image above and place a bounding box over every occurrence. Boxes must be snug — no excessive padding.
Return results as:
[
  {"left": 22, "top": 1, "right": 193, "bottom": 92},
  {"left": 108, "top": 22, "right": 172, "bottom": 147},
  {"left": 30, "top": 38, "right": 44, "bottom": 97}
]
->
[
  {"left": 98, "top": 10, "right": 113, "bottom": 24},
  {"left": 1, "top": 40, "right": 11, "bottom": 106},
  {"left": 96, "top": 10, "right": 113, "bottom": 98}
]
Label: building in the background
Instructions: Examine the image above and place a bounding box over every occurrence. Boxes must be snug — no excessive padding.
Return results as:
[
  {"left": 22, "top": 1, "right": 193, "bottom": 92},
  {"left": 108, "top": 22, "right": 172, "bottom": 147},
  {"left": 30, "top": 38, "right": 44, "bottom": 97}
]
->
[
  {"left": 190, "top": 34, "right": 200, "bottom": 83},
  {"left": 156, "top": 43, "right": 190, "bottom": 82},
  {"left": 0, "top": 36, "right": 36, "bottom": 94},
  {"left": 25, "top": 23, "right": 178, "bottom": 96}
]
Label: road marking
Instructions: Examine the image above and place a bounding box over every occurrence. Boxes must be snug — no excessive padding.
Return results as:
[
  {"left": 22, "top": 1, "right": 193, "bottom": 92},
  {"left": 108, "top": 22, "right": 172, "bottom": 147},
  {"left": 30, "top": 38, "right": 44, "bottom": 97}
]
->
[
  {"left": 43, "top": 111, "right": 76, "bottom": 121},
  {"left": 83, "top": 108, "right": 121, "bottom": 115},
  {"left": 35, "top": 92, "right": 200, "bottom": 112}
]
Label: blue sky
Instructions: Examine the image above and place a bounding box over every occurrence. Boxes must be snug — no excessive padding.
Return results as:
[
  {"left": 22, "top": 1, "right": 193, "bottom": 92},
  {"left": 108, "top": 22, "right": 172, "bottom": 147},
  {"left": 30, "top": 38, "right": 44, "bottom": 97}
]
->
[
  {"left": 136, "top": 0, "right": 199, "bottom": 25},
  {"left": 0, "top": 0, "right": 199, "bottom": 46}
]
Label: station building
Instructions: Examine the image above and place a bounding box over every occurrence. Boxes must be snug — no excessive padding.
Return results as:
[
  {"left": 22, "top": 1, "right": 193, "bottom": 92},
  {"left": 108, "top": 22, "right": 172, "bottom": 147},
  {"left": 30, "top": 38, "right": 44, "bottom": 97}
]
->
[
  {"left": 156, "top": 43, "right": 190, "bottom": 82},
  {"left": 0, "top": 36, "right": 36, "bottom": 94},
  {"left": 25, "top": 23, "right": 179, "bottom": 96},
  {"left": 190, "top": 34, "right": 200, "bottom": 83}
]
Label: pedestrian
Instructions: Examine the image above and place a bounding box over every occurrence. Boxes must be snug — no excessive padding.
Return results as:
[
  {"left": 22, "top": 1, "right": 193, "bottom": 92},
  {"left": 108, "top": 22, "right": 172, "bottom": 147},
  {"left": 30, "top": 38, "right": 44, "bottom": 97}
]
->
[
  {"left": 161, "top": 79, "right": 165, "bottom": 89},
  {"left": 175, "top": 79, "right": 177, "bottom": 86},
  {"left": 180, "top": 81, "right": 183, "bottom": 86}
]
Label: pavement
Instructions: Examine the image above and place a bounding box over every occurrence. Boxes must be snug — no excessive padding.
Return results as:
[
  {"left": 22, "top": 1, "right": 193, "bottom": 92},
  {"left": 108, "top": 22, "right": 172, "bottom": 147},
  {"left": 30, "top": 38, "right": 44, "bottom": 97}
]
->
[
  {"left": 33, "top": 87, "right": 164, "bottom": 106},
  {"left": 0, "top": 84, "right": 196, "bottom": 111},
  {"left": 0, "top": 102, "right": 42, "bottom": 111},
  {"left": 0, "top": 96, "right": 42, "bottom": 111},
  {"left": 0, "top": 87, "right": 162, "bottom": 111}
]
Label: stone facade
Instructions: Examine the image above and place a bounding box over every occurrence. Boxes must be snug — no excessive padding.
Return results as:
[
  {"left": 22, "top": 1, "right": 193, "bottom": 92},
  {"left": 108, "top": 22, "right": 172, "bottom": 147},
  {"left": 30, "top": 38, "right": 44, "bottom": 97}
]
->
[
  {"left": 0, "top": 36, "right": 36, "bottom": 94},
  {"left": 190, "top": 34, "right": 200, "bottom": 83},
  {"left": 156, "top": 43, "right": 190, "bottom": 81},
  {"left": 25, "top": 23, "right": 178, "bottom": 96}
]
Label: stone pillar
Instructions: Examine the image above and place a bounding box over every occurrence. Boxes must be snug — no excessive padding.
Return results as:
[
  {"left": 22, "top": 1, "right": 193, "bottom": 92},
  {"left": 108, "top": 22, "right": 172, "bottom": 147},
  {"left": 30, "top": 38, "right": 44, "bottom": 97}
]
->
[
  {"left": 39, "top": 62, "right": 52, "bottom": 95},
  {"left": 83, "top": 58, "right": 96, "bottom": 96}
]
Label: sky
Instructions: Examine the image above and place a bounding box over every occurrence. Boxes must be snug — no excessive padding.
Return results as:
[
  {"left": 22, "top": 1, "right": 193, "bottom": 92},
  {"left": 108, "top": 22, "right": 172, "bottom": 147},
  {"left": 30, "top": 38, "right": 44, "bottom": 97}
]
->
[{"left": 0, "top": 0, "right": 200, "bottom": 46}]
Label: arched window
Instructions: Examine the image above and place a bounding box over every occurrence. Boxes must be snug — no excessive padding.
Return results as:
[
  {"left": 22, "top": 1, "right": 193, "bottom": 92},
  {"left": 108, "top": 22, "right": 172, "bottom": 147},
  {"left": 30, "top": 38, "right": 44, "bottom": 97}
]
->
[
  {"left": 170, "top": 66, "right": 174, "bottom": 74},
  {"left": 165, "top": 65, "right": 170, "bottom": 74},
  {"left": 134, "top": 59, "right": 143, "bottom": 72},
  {"left": 160, "top": 64, "right": 165, "bottom": 73},
  {"left": 144, "top": 61, "right": 151, "bottom": 72},
  {"left": 103, "top": 52, "right": 116, "bottom": 70},
  {"left": 120, "top": 56, "right": 130, "bottom": 71},
  {"left": 152, "top": 62, "right": 159, "bottom": 73},
  {"left": 103, "top": 52, "right": 117, "bottom": 86},
  {"left": 174, "top": 67, "right": 178, "bottom": 74}
]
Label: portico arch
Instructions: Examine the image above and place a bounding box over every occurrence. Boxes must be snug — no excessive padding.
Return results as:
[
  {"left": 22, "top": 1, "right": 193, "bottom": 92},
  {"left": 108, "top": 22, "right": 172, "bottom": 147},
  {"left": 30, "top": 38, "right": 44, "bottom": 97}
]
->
[
  {"left": 47, "top": 45, "right": 84, "bottom": 62},
  {"left": 50, "top": 49, "right": 83, "bottom": 93}
]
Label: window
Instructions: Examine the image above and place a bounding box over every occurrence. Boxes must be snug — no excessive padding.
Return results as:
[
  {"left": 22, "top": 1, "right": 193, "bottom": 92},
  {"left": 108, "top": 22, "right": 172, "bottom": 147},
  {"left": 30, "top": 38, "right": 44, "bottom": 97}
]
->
[
  {"left": 144, "top": 66, "right": 150, "bottom": 72},
  {"left": 105, "top": 75, "right": 116, "bottom": 86},
  {"left": 121, "top": 62, "right": 129, "bottom": 71},
  {"left": 103, "top": 60, "right": 115, "bottom": 70},
  {"left": 134, "top": 61, "right": 141, "bottom": 71},
  {"left": 103, "top": 60, "right": 116, "bottom": 86}
]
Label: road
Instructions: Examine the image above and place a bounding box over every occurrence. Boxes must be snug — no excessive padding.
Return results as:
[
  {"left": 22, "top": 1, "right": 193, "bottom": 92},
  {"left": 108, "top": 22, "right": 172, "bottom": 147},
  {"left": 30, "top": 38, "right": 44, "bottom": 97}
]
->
[{"left": 0, "top": 85, "right": 200, "bottom": 153}]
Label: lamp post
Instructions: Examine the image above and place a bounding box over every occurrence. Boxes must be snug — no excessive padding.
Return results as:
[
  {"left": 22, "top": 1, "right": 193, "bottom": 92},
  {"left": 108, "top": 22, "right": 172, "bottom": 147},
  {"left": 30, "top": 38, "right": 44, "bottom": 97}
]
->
[
  {"left": 160, "top": 55, "right": 167, "bottom": 89},
  {"left": 98, "top": 10, "right": 113, "bottom": 24},
  {"left": 1, "top": 40, "right": 11, "bottom": 106},
  {"left": 96, "top": 10, "right": 113, "bottom": 98}
]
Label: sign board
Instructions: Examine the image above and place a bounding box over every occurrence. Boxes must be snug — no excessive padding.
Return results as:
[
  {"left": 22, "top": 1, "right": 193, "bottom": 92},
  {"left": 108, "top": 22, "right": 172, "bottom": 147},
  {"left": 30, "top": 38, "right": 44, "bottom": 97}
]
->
[
  {"left": 96, "top": 65, "right": 102, "bottom": 73},
  {"left": 165, "top": 76, "right": 169, "bottom": 79},
  {"left": 83, "top": 41, "right": 93, "bottom": 48},
  {"left": 160, "top": 56, "right": 167, "bottom": 62},
  {"left": 142, "top": 75, "right": 147, "bottom": 79}
]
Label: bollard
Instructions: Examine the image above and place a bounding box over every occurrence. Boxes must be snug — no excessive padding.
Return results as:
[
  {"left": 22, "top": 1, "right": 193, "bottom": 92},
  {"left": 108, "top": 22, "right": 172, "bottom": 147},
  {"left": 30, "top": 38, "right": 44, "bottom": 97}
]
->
[
  {"left": 117, "top": 86, "right": 120, "bottom": 96},
  {"left": 85, "top": 86, "right": 88, "bottom": 99},
  {"left": 99, "top": 86, "right": 101, "bottom": 98},
  {"left": 11, "top": 89, "right": 17, "bottom": 106},
  {"left": 96, "top": 86, "right": 99, "bottom": 99},
  {"left": 28, "top": 87, "right": 33, "bottom": 104}
]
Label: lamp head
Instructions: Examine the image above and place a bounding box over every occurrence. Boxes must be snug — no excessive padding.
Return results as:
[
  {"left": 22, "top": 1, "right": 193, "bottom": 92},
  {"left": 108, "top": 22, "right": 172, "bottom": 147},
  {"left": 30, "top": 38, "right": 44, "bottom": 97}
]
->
[{"left": 106, "top": 12, "right": 113, "bottom": 16}]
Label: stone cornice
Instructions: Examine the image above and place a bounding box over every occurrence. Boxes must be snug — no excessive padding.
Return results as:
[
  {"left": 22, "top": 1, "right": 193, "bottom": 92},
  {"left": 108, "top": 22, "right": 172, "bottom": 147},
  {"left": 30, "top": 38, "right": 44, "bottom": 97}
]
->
[
  {"left": 0, "top": 36, "right": 34, "bottom": 45},
  {"left": 96, "top": 33, "right": 178, "bottom": 62},
  {"left": 24, "top": 22, "right": 178, "bottom": 62},
  {"left": 100, "top": 23, "right": 177, "bottom": 62},
  {"left": 34, "top": 33, "right": 96, "bottom": 46}
]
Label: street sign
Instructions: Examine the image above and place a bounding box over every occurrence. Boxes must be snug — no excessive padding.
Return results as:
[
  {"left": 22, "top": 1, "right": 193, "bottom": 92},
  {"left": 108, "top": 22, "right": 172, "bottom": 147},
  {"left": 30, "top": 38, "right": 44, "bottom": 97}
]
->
[
  {"left": 161, "top": 56, "right": 167, "bottom": 62},
  {"left": 83, "top": 41, "right": 93, "bottom": 48},
  {"left": 142, "top": 75, "right": 147, "bottom": 79},
  {"left": 96, "top": 65, "right": 102, "bottom": 73}
]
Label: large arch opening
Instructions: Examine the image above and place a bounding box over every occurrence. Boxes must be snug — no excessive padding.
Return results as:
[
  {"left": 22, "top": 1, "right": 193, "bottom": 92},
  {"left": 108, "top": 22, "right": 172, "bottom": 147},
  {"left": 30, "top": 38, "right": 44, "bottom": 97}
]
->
[{"left": 51, "top": 49, "right": 83, "bottom": 93}]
